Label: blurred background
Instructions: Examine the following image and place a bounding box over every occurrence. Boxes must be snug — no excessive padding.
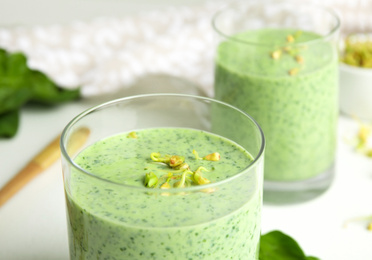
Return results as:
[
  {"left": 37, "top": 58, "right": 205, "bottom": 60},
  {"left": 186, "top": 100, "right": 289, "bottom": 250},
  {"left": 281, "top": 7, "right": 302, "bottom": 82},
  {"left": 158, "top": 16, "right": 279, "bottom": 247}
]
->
[
  {"left": 1, "top": 0, "right": 372, "bottom": 259},
  {"left": 0, "top": 0, "right": 371, "bottom": 98}
]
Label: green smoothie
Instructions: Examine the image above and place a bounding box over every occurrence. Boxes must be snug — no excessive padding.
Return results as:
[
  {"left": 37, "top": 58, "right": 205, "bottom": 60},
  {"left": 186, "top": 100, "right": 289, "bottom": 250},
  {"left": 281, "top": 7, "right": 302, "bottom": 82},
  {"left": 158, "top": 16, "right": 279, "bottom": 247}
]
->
[
  {"left": 215, "top": 28, "right": 338, "bottom": 181},
  {"left": 65, "top": 128, "right": 261, "bottom": 259}
]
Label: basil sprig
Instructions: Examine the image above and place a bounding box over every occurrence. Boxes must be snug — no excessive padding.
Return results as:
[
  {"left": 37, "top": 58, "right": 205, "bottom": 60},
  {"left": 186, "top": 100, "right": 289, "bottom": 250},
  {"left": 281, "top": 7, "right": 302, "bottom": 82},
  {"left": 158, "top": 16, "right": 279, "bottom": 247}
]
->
[{"left": 0, "top": 48, "right": 80, "bottom": 137}]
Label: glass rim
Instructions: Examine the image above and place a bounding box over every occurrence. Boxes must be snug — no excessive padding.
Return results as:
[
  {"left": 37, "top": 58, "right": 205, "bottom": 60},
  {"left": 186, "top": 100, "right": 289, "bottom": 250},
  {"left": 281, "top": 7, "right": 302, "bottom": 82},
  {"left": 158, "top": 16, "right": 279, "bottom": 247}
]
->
[
  {"left": 60, "top": 93, "right": 265, "bottom": 193},
  {"left": 211, "top": 0, "right": 341, "bottom": 47}
]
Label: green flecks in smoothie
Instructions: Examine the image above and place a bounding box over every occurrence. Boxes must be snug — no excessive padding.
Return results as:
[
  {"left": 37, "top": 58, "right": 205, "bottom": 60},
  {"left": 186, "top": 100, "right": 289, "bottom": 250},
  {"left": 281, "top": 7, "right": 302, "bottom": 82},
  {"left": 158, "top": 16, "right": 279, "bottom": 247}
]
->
[
  {"left": 215, "top": 28, "right": 338, "bottom": 181},
  {"left": 66, "top": 128, "right": 260, "bottom": 259}
]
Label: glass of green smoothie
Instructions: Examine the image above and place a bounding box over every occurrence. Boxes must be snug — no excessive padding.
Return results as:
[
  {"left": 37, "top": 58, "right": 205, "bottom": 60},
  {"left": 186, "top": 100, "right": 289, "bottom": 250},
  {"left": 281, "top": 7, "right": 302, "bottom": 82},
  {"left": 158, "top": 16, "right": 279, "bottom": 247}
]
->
[
  {"left": 60, "top": 94, "right": 265, "bottom": 260},
  {"left": 213, "top": 0, "right": 340, "bottom": 204}
]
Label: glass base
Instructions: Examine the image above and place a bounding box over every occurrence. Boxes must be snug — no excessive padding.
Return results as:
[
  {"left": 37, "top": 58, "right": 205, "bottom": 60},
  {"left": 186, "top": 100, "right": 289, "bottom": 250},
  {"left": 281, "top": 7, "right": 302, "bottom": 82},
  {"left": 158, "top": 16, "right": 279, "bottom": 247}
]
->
[{"left": 263, "top": 163, "right": 335, "bottom": 205}]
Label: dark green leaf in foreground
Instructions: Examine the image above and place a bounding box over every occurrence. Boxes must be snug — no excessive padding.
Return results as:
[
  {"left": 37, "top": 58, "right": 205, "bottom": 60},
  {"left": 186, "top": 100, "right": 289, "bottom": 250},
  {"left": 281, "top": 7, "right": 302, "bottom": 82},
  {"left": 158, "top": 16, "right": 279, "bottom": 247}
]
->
[
  {"left": 0, "top": 109, "right": 19, "bottom": 138},
  {"left": 28, "top": 70, "right": 80, "bottom": 104},
  {"left": 260, "top": 230, "right": 320, "bottom": 260},
  {"left": 0, "top": 48, "right": 80, "bottom": 137}
]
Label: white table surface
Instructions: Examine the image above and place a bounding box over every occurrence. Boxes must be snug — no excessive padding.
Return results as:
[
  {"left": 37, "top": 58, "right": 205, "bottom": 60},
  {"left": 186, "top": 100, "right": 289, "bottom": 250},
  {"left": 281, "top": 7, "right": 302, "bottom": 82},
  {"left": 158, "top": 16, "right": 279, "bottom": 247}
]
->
[{"left": 0, "top": 1, "right": 372, "bottom": 260}]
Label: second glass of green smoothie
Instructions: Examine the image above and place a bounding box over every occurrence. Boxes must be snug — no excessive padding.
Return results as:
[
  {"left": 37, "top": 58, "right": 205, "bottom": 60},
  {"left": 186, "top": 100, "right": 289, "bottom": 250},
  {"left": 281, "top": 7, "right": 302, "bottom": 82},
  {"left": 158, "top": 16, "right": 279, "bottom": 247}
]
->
[{"left": 213, "top": 0, "right": 340, "bottom": 204}]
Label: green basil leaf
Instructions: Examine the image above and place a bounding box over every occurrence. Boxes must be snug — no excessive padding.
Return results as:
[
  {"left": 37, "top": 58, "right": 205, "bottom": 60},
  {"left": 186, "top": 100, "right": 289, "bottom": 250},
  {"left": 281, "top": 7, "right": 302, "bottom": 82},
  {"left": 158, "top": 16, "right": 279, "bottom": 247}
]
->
[
  {"left": 28, "top": 70, "right": 80, "bottom": 104},
  {"left": 0, "top": 109, "right": 19, "bottom": 138},
  {"left": 0, "top": 48, "right": 80, "bottom": 138},
  {"left": 260, "top": 230, "right": 320, "bottom": 260},
  {"left": 0, "top": 83, "right": 33, "bottom": 114}
]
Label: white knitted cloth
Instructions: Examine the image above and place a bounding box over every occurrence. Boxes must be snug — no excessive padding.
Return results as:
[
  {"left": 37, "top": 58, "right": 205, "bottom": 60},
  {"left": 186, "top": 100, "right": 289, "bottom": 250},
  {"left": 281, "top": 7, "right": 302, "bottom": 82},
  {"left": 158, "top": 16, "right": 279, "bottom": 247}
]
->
[
  {"left": 0, "top": 0, "right": 370, "bottom": 98},
  {"left": 0, "top": 2, "right": 224, "bottom": 97}
]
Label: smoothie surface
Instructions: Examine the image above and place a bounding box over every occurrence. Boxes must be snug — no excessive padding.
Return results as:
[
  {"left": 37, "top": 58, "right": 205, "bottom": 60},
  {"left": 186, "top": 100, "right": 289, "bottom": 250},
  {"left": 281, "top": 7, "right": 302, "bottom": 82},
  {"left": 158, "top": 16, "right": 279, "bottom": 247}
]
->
[
  {"left": 218, "top": 28, "right": 334, "bottom": 77},
  {"left": 66, "top": 128, "right": 261, "bottom": 260},
  {"left": 74, "top": 127, "right": 253, "bottom": 188}
]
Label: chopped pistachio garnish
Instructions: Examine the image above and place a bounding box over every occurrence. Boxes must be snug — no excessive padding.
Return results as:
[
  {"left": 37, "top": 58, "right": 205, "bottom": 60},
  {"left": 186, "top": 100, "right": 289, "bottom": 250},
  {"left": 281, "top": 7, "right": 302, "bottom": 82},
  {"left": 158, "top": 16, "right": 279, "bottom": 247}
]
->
[
  {"left": 193, "top": 166, "right": 210, "bottom": 185},
  {"left": 271, "top": 50, "right": 282, "bottom": 60},
  {"left": 341, "top": 36, "right": 372, "bottom": 68},
  {"left": 193, "top": 150, "right": 221, "bottom": 161},
  {"left": 159, "top": 174, "right": 173, "bottom": 195},
  {"left": 160, "top": 182, "right": 171, "bottom": 189},
  {"left": 288, "top": 68, "right": 299, "bottom": 76},
  {"left": 282, "top": 46, "right": 291, "bottom": 53},
  {"left": 173, "top": 170, "right": 192, "bottom": 188},
  {"left": 286, "top": 34, "right": 295, "bottom": 43},
  {"left": 144, "top": 172, "right": 158, "bottom": 188},
  {"left": 150, "top": 152, "right": 170, "bottom": 163},
  {"left": 295, "top": 55, "right": 304, "bottom": 64},
  {"left": 144, "top": 151, "right": 220, "bottom": 191},
  {"left": 269, "top": 31, "right": 306, "bottom": 71},
  {"left": 173, "top": 162, "right": 190, "bottom": 171},
  {"left": 192, "top": 149, "right": 202, "bottom": 160},
  {"left": 169, "top": 155, "right": 185, "bottom": 167},
  {"left": 150, "top": 153, "right": 186, "bottom": 170},
  {"left": 127, "top": 131, "right": 138, "bottom": 138},
  {"left": 203, "top": 152, "right": 221, "bottom": 161}
]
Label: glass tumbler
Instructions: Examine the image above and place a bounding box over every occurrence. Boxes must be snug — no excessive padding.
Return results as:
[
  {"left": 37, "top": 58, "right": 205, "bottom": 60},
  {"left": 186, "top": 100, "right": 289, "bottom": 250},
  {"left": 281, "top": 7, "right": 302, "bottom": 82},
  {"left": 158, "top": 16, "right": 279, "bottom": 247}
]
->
[
  {"left": 60, "top": 94, "right": 265, "bottom": 260},
  {"left": 213, "top": 0, "right": 340, "bottom": 204}
]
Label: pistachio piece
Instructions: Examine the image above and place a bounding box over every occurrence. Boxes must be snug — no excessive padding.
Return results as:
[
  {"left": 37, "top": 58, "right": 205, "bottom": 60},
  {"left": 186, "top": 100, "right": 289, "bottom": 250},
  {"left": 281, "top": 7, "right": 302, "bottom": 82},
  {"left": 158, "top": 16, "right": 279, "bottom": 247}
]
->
[
  {"left": 173, "top": 170, "right": 192, "bottom": 188},
  {"left": 160, "top": 182, "right": 171, "bottom": 189},
  {"left": 144, "top": 172, "right": 158, "bottom": 188},
  {"left": 295, "top": 55, "right": 304, "bottom": 64},
  {"left": 288, "top": 68, "right": 299, "bottom": 76},
  {"left": 169, "top": 155, "right": 185, "bottom": 167},
  {"left": 173, "top": 162, "right": 190, "bottom": 171},
  {"left": 193, "top": 167, "right": 210, "bottom": 185},
  {"left": 150, "top": 152, "right": 170, "bottom": 164},
  {"left": 271, "top": 50, "right": 282, "bottom": 60},
  {"left": 192, "top": 149, "right": 202, "bottom": 160},
  {"left": 127, "top": 131, "right": 138, "bottom": 138},
  {"left": 286, "top": 34, "right": 295, "bottom": 43},
  {"left": 203, "top": 152, "right": 221, "bottom": 161}
]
